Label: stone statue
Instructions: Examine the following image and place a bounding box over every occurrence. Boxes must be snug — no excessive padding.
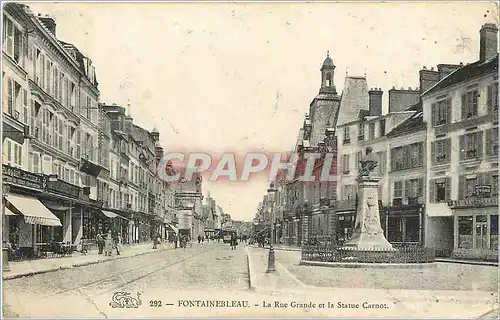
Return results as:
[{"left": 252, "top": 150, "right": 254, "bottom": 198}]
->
[
  {"left": 361, "top": 194, "right": 383, "bottom": 235},
  {"left": 358, "top": 146, "right": 378, "bottom": 180},
  {"left": 343, "top": 147, "right": 394, "bottom": 251}
]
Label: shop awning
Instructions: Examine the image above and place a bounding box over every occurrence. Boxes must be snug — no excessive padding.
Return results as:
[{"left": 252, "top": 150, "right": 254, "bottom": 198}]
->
[
  {"left": 6, "top": 194, "right": 62, "bottom": 226},
  {"left": 101, "top": 210, "right": 129, "bottom": 220},
  {"left": 165, "top": 223, "right": 179, "bottom": 234},
  {"left": 5, "top": 207, "right": 17, "bottom": 216}
]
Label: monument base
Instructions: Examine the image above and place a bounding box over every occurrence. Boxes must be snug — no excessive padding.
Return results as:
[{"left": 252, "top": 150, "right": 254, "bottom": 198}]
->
[{"left": 342, "top": 231, "right": 396, "bottom": 251}]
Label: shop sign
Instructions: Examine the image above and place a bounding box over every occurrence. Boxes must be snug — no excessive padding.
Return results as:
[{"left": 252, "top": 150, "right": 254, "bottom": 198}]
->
[
  {"left": 448, "top": 197, "right": 498, "bottom": 208},
  {"left": 2, "top": 164, "right": 47, "bottom": 190},
  {"left": 475, "top": 185, "right": 491, "bottom": 197},
  {"left": 46, "top": 179, "right": 81, "bottom": 199}
]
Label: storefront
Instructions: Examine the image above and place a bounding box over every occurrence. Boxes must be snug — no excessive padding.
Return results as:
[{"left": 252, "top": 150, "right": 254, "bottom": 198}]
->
[
  {"left": 386, "top": 204, "right": 423, "bottom": 246},
  {"left": 2, "top": 164, "right": 90, "bottom": 259},
  {"left": 450, "top": 198, "right": 498, "bottom": 261},
  {"left": 335, "top": 199, "right": 356, "bottom": 243}
]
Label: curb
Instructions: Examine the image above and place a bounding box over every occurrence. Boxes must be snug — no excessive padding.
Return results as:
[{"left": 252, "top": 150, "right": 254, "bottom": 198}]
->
[
  {"left": 248, "top": 244, "right": 302, "bottom": 252},
  {"left": 245, "top": 246, "right": 257, "bottom": 291},
  {"left": 3, "top": 247, "right": 169, "bottom": 281},
  {"left": 435, "top": 258, "right": 498, "bottom": 267},
  {"left": 299, "top": 260, "right": 437, "bottom": 269}
]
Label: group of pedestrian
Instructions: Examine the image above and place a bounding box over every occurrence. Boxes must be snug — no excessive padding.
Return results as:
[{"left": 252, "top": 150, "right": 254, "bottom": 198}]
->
[
  {"left": 96, "top": 231, "right": 122, "bottom": 256},
  {"left": 197, "top": 235, "right": 207, "bottom": 244}
]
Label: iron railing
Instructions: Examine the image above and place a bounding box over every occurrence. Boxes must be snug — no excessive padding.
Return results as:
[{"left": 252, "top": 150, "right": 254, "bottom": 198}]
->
[{"left": 301, "top": 244, "right": 435, "bottom": 263}]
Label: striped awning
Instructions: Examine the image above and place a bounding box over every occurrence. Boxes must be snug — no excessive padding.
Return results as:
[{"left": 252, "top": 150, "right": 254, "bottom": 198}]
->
[
  {"left": 5, "top": 207, "right": 17, "bottom": 216},
  {"left": 101, "top": 210, "right": 129, "bottom": 220},
  {"left": 165, "top": 223, "right": 179, "bottom": 234},
  {"left": 6, "top": 194, "right": 62, "bottom": 226}
]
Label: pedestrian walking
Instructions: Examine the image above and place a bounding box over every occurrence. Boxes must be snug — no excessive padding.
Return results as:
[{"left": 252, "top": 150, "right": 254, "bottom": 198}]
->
[
  {"left": 198, "top": 235, "right": 201, "bottom": 244},
  {"left": 153, "top": 233, "right": 159, "bottom": 249},
  {"left": 230, "top": 233, "right": 238, "bottom": 250},
  {"left": 96, "top": 233, "right": 104, "bottom": 255},
  {"left": 115, "top": 234, "right": 122, "bottom": 255},
  {"left": 173, "top": 233, "right": 178, "bottom": 249},
  {"left": 104, "top": 231, "right": 113, "bottom": 256}
]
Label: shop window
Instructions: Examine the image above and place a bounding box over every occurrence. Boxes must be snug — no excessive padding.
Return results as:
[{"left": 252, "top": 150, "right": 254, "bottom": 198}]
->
[
  {"left": 388, "top": 217, "right": 403, "bottom": 242},
  {"left": 476, "top": 215, "right": 488, "bottom": 249},
  {"left": 458, "top": 216, "right": 473, "bottom": 249},
  {"left": 405, "top": 217, "right": 419, "bottom": 242},
  {"left": 491, "top": 215, "right": 498, "bottom": 251}
]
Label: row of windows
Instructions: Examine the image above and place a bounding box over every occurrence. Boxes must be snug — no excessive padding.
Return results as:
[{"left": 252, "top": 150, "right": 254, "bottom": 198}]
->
[
  {"left": 431, "top": 128, "right": 498, "bottom": 165},
  {"left": 429, "top": 171, "right": 498, "bottom": 203},
  {"left": 342, "top": 119, "right": 386, "bottom": 145},
  {"left": 341, "top": 150, "right": 387, "bottom": 174},
  {"left": 390, "top": 143, "right": 424, "bottom": 172},
  {"left": 430, "top": 83, "right": 498, "bottom": 127}
]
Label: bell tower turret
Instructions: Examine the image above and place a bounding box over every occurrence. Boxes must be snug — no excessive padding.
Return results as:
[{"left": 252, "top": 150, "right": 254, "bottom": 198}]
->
[{"left": 320, "top": 51, "right": 336, "bottom": 94}]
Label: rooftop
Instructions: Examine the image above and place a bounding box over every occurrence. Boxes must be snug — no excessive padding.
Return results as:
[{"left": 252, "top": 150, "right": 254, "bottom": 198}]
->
[
  {"left": 386, "top": 102, "right": 425, "bottom": 138},
  {"left": 423, "top": 54, "right": 499, "bottom": 96}
]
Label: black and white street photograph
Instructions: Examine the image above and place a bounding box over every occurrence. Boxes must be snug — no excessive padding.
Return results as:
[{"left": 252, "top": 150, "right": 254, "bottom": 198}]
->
[{"left": 1, "top": 1, "right": 499, "bottom": 318}]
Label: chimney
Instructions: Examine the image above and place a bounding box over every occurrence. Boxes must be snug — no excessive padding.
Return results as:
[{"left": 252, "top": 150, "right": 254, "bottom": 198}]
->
[
  {"left": 368, "top": 88, "right": 383, "bottom": 116},
  {"left": 480, "top": 23, "right": 498, "bottom": 62},
  {"left": 437, "top": 64, "right": 461, "bottom": 80},
  {"left": 388, "top": 88, "right": 420, "bottom": 113},
  {"left": 419, "top": 68, "right": 440, "bottom": 94},
  {"left": 39, "top": 15, "right": 57, "bottom": 36}
]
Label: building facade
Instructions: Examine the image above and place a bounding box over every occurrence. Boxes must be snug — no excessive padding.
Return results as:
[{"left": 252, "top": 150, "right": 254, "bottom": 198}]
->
[
  {"left": 2, "top": 4, "right": 180, "bottom": 260},
  {"left": 422, "top": 23, "right": 498, "bottom": 260}
]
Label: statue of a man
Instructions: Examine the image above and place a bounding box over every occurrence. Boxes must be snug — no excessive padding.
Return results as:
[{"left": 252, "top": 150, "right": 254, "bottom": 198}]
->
[{"left": 358, "top": 146, "right": 378, "bottom": 179}]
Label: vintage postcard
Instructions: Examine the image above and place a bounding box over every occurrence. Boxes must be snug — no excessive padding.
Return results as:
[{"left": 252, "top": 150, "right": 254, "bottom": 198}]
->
[{"left": 1, "top": 1, "right": 499, "bottom": 318}]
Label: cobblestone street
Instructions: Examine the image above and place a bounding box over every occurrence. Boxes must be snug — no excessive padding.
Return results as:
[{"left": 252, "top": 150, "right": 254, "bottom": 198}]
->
[
  {"left": 3, "top": 243, "right": 498, "bottom": 318},
  {"left": 271, "top": 249, "right": 499, "bottom": 291},
  {"left": 3, "top": 242, "right": 249, "bottom": 318}
]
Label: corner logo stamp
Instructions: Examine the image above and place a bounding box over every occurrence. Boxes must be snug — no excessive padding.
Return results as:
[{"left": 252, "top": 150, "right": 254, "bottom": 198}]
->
[{"left": 109, "top": 291, "right": 143, "bottom": 309}]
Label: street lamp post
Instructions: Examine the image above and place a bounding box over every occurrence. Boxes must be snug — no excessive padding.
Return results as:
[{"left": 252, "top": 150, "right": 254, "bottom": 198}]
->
[
  {"left": 266, "top": 184, "right": 278, "bottom": 273},
  {"left": 3, "top": 184, "right": 10, "bottom": 272}
]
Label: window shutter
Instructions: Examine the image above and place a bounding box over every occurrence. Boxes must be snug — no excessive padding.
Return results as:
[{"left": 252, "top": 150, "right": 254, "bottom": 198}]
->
[
  {"left": 404, "top": 180, "right": 411, "bottom": 199},
  {"left": 487, "top": 85, "right": 493, "bottom": 114},
  {"left": 477, "top": 131, "right": 483, "bottom": 158},
  {"left": 431, "top": 103, "right": 437, "bottom": 126},
  {"left": 429, "top": 179, "right": 436, "bottom": 203},
  {"left": 461, "top": 93, "right": 467, "bottom": 119},
  {"left": 447, "top": 99, "right": 452, "bottom": 124},
  {"left": 419, "top": 178, "right": 425, "bottom": 197},
  {"left": 445, "top": 138, "right": 451, "bottom": 163},
  {"left": 445, "top": 177, "right": 451, "bottom": 200},
  {"left": 458, "top": 175, "right": 466, "bottom": 199},
  {"left": 486, "top": 129, "right": 492, "bottom": 156},
  {"left": 459, "top": 135, "right": 466, "bottom": 160},
  {"left": 430, "top": 142, "right": 436, "bottom": 165}
]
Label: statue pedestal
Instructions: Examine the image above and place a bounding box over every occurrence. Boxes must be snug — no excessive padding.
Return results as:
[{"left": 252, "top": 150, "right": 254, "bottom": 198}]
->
[{"left": 342, "top": 177, "right": 395, "bottom": 251}]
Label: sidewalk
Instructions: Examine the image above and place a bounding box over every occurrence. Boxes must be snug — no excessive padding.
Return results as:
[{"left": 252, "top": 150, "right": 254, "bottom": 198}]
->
[
  {"left": 249, "top": 244, "right": 499, "bottom": 266},
  {"left": 3, "top": 241, "right": 173, "bottom": 280},
  {"left": 245, "top": 246, "right": 498, "bottom": 318}
]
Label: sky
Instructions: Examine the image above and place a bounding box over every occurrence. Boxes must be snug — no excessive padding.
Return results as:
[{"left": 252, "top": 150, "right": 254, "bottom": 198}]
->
[{"left": 26, "top": 1, "right": 498, "bottom": 222}]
